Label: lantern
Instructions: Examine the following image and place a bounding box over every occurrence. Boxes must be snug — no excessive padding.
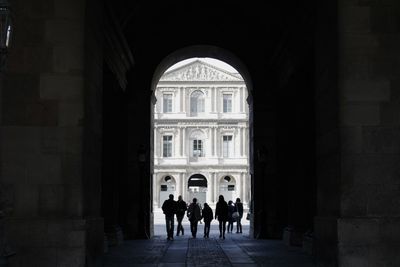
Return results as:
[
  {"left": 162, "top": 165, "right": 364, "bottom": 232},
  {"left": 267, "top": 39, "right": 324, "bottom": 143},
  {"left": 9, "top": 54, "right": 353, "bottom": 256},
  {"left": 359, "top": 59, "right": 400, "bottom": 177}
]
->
[{"left": 0, "top": 0, "right": 11, "bottom": 71}]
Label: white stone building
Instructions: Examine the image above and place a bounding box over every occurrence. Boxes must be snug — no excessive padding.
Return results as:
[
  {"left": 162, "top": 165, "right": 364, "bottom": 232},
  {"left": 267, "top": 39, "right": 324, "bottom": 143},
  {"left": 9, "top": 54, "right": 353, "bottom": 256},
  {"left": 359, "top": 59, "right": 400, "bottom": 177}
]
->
[{"left": 153, "top": 60, "right": 250, "bottom": 209}]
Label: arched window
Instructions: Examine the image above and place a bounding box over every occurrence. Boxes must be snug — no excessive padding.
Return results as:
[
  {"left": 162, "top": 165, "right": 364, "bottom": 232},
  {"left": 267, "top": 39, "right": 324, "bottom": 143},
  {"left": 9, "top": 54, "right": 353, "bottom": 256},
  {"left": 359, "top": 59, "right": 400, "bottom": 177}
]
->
[{"left": 190, "top": 90, "right": 205, "bottom": 116}]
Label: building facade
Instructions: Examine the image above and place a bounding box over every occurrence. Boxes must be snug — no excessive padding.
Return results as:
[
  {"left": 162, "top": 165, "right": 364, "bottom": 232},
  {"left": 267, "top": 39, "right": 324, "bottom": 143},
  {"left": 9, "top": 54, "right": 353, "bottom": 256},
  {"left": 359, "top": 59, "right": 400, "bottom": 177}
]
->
[{"left": 153, "top": 60, "right": 250, "bottom": 209}]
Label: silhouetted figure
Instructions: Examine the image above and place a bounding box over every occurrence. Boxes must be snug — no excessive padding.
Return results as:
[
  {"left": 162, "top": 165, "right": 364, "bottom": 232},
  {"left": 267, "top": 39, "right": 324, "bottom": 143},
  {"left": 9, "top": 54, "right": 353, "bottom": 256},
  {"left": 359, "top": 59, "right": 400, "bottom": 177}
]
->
[
  {"left": 235, "top": 198, "right": 244, "bottom": 233},
  {"left": 201, "top": 203, "right": 213, "bottom": 238},
  {"left": 187, "top": 198, "right": 202, "bottom": 238},
  {"left": 215, "top": 195, "right": 229, "bottom": 239},
  {"left": 176, "top": 195, "right": 187, "bottom": 236},
  {"left": 227, "top": 200, "right": 235, "bottom": 233},
  {"left": 162, "top": 194, "right": 177, "bottom": 240}
]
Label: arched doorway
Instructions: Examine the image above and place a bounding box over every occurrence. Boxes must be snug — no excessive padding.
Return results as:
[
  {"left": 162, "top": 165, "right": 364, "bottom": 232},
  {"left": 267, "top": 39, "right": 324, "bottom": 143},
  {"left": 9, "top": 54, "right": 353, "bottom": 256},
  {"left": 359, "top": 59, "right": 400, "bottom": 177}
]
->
[
  {"left": 158, "top": 175, "right": 176, "bottom": 207},
  {"left": 219, "top": 175, "right": 237, "bottom": 203},
  {"left": 188, "top": 174, "right": 208, "bottom": 206},
  {"left": 150, "top": 46, "right": 254, "bottom": 237}
]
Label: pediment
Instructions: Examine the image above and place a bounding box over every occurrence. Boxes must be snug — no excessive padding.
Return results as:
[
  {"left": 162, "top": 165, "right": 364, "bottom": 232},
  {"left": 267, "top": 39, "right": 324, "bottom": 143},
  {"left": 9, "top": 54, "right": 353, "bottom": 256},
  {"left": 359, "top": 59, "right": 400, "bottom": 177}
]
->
[{"left": 160, "top": 60, "right": 243, "bottom": 82}]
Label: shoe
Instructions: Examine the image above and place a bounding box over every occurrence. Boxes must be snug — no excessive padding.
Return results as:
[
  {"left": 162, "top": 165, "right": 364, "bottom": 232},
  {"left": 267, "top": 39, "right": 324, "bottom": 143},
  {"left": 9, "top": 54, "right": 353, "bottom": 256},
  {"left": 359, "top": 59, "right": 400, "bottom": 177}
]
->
[
  {"left": 223, "top": 236, "right": 225, "bottom": 239},
  {"left": 219, "top": 234, "right": 222, "bottom": 238}
]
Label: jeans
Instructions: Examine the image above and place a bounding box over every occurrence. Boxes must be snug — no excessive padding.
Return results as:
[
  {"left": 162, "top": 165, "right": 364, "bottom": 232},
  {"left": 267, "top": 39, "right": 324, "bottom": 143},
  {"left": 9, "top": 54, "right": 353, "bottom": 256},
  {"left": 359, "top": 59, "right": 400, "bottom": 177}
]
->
[
  {"left": 236, "top": 217, "right": 242, "bottom": 233},
  {"left": 218, "top": 220, "right": 227, "bottom": 238},
  {"left": 165, "top": 215, "right": 174, "bottom": 239},
  {"left": 176, "top": 214, "right": 184, "bottom": 235},
  {"left": 190, "top": 219, "right": 198, "bottom": 238},
  {"left": 204, "top": 221, "right": 211, "bottom": 237}
]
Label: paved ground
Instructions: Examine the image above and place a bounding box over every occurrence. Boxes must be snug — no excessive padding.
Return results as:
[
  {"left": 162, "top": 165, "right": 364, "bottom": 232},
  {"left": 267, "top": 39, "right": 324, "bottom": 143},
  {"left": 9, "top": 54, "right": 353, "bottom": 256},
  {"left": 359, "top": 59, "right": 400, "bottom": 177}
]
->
[{"left": 103, "top": 210, "right": 315, "bottom": 267}]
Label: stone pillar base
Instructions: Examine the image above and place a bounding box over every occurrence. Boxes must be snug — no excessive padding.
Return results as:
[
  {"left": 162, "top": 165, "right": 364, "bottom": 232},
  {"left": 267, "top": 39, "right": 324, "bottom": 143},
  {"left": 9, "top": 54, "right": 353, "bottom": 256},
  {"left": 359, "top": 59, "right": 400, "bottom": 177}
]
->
[
  {"left": 314, "top": 216, "right": 338, "bottom": 267},
  {"left": 5, "top": 217, "right": 104, "bottom": 267},
  {"left": 338, "top": 217, "right": 400, "bottom": 267},
  {"left": 283, "top": 227, "right": 303, "bottom": 246},
  {"left": 105, "top": 225, "right": 124, "bottom": 247}
]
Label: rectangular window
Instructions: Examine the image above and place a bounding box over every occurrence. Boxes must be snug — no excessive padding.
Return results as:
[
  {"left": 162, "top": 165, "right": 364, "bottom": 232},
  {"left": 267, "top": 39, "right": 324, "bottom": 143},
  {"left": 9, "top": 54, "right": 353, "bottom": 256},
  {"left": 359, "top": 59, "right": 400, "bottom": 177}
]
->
[
  {"left": 223, "top": 94, "right": 232, "bottom": 113},
  {"left": 163, "top": 135, "right": 172, "bottom": 157},
  {"left": 193, "top": 139, "right": 203, "bottom": 157},
  {"left": 163, "top": 94, "right": 172, "bottom": 113},
  {"left": 223, "top": 135, "right": 233, "bottom": 157}
]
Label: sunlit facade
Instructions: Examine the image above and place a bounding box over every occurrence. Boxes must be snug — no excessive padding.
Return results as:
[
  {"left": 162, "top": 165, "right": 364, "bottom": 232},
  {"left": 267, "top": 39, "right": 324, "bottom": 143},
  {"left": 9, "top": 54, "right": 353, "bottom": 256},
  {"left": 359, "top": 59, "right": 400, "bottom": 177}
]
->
[{"left": 153, "top": 60, "right": 250, "bottom": 209}]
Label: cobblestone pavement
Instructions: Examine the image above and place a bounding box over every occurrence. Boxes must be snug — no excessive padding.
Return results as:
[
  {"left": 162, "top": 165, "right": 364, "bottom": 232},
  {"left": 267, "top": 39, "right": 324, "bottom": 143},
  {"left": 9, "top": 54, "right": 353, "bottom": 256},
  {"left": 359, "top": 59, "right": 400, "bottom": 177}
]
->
[{"left": 103, "top": 211, "right": 315, "bottom": 266}]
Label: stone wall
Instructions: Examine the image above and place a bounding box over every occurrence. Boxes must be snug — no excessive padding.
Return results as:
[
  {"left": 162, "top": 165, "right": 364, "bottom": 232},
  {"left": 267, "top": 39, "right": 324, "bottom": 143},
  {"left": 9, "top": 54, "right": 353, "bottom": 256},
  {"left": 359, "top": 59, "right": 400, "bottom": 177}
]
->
[
  {"left": 337, "top": 0, "right": 400, "bottom": 266},
  {"left": 1, "top": 0, "right": 104, "bottom": 266}
]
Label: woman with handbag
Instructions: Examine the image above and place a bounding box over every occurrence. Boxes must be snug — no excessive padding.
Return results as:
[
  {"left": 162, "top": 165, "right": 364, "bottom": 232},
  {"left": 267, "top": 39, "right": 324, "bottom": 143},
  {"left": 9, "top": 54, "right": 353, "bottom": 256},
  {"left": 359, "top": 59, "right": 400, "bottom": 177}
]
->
[
  {"left": 227, "top": 200, "right": 235, "bottom": 233},
  {"left": 235, "top": 198, "right": 244, "bottom": 233}
]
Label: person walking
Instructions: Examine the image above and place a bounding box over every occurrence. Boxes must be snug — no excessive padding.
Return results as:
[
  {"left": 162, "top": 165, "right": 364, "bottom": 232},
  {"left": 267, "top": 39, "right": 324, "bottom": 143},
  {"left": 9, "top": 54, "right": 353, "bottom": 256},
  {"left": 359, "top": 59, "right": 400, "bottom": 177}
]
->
[
  {"left": 162, "top": 194, "right": 177, "bottom": 240},
  {"left": 235, "top": 198, "right": 244, "bottom": 233},
  {"left": 187, "top": 198, "right": 202, "bottom": 238},
  {"left": 201, "top": 203, "right": 213, "bottom": 238},
  {"left": 215, "top": 195, "right": 229, "bottom": 239},
  {"left": 176, "top": 195, "right": 187, "bottom": 236},
  {"left": 227, "top": 200, "right": 235, "bottom": 233}
]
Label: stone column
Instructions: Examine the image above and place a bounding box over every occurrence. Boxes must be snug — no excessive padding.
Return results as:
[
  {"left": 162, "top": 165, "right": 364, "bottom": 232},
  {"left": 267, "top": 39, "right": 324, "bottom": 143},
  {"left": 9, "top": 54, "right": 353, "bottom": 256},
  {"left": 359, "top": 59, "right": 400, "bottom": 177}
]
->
[
  {"left": 153, "top": 173, "right": 158, "bottom": 208},
  {"left": 334, "top": 2, "right": 400, "bottom": 266},
  {"left": 214, "top": 127, "right": 218, "bottom": 157},
  {"left": 242, "top": 127, "right": 245, "bottom": 157},
  {"left": 182, "top": 173, "right": 187, "bottom": 202},
  {"left": 213, "top": 173, "right": 218, "bottom": 206},
  {"left": 1, "top": 0, "right": 105, "bottom": 265},
  {"left": 206, "top": 174, "right": 212, "bottom": 204},
  {"left": 154, "top": 127, "right": 158, "bottom": 158},
  {"left": 180, "top": 87, "right": 184, "bottom": 112},
  {"left": 182, "top": 127, "right": 186, "bottom": 157}
]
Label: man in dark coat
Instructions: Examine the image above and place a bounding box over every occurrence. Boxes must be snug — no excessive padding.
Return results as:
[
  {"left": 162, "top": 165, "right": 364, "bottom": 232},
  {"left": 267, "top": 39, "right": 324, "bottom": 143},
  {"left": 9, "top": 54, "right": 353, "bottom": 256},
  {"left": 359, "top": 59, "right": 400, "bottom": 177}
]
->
[
  {"left": 176, "top": 195, "right": 187, "bottom": 236},
  {"left": 162, "top": 194, "right": 177, "bottom": 240},
  {"left": 201, "top": 203, "right": 213, "bottom": 238},
  {"left": 187, "top": 198, "right": 201, "bottom": 238}
]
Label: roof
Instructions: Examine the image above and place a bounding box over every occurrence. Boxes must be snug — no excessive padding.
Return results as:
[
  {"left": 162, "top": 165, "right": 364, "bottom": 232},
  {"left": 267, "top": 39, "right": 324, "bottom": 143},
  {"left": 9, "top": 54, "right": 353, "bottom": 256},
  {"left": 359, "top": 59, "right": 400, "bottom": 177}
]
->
[{"left": 160, "top": 60, "right": 244, "bottom": 82}]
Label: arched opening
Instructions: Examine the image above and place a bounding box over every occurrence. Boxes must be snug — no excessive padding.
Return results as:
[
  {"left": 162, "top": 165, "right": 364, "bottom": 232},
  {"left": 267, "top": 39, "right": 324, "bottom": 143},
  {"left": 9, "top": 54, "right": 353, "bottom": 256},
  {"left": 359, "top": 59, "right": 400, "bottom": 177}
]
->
[
  {"left": 187, "top": 174, "right": 208, "bottom": 205},
  {"left": 151, "top": 46, "right": 253, "bottom": 237},
  {"left": 190, "top": 90, "right": 205, "bottom": 116},
  {"left": 219, "top": 175, "right": 237, "bottom": 203},
  {"left": 158, "top": 175, "right": 176, "bottom": 208}
]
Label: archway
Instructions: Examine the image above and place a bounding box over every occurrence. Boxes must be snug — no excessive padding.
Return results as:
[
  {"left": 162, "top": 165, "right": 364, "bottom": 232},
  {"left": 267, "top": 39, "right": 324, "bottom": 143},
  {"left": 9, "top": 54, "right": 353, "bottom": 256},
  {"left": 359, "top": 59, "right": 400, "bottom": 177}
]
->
[
  {"left": 219, "top": 175, "right": 237, "bottom": 203},
  {"left": 150, "top": 46, "right": 254, "bottom": 237},
  {"left": 158, "top": 175, "right": 176, "bottom": 208},
  {"left": 187, "top": 174, "right": 208, "bottom": 205}
]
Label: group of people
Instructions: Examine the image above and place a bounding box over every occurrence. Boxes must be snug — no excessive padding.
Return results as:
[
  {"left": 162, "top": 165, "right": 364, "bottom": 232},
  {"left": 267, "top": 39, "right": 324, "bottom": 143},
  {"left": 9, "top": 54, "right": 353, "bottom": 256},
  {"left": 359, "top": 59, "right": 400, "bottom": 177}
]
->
[{"left": 162, "top": 194, "right": 244, "bottom": 240}]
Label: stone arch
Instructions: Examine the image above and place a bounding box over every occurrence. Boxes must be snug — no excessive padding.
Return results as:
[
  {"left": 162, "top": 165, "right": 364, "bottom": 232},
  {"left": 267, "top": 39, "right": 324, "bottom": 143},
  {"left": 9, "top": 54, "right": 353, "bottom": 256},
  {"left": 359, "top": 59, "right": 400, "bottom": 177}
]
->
[
  {"left": 150, "top": 45, "right": 253, "bottom": 97},
  {"left": 187, "top": 173, "right": 208, "bottom": 205},
  {"left": 219, "top": 174, "right": 237, "bottom": 203},
  {"left": 150, "top": 45, "right": 254, "bottom": 233},
  {"left": 158, "top": 174, "right": 177, "bottom": 207}
]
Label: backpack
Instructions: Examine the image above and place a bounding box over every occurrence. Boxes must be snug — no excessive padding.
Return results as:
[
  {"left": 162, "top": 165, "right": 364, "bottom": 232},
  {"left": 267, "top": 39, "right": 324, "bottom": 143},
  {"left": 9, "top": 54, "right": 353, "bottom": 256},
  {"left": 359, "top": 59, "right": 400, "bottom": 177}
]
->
[{"left": 188, "top": 203, "right": 201, "bottom": 221}]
